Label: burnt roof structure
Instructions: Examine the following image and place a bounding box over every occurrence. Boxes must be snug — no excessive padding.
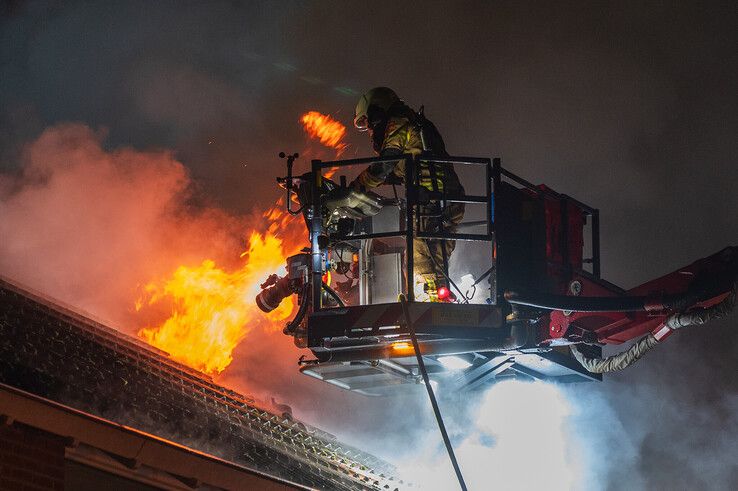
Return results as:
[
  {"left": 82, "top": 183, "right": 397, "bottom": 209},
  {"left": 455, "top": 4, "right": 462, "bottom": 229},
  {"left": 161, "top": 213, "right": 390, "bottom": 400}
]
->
[{"left": 0, "top": 277, "right": 404, "bottom": 490}]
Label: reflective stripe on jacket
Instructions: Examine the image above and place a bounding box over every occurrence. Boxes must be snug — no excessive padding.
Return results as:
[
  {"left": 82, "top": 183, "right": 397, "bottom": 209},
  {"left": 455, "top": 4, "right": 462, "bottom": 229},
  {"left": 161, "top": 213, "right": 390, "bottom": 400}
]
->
[{"left": 355, "top": 114, "right": 462, "bottom": 194}]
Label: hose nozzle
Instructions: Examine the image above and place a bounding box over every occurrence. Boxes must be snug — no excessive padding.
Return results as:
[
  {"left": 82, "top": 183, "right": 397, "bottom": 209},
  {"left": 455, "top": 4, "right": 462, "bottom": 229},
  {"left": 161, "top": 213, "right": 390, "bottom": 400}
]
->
[{"left": 255, "top": 275, "right": 293, "bottom": 313}]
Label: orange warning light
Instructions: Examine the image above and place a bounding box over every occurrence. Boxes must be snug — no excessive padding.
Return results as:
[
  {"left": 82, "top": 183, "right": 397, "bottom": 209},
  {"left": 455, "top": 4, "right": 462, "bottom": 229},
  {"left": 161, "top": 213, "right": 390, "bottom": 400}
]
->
[{"left": 391, "top": 341, "right": 414, "bottom": 354}]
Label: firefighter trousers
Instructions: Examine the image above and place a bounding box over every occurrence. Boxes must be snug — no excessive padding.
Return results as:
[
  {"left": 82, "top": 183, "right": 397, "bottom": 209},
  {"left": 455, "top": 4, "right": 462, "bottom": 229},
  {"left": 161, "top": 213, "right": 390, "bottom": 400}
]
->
[{"left": 413, "top": 202, "right": 465, "bottom": 286}]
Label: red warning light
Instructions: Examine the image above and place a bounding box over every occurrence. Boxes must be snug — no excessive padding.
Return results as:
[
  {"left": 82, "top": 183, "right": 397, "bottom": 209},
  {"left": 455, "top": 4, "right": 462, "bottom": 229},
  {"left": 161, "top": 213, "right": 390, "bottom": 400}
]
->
[{"left": 437, "top": 286, "right": 450, "bottom": 300}]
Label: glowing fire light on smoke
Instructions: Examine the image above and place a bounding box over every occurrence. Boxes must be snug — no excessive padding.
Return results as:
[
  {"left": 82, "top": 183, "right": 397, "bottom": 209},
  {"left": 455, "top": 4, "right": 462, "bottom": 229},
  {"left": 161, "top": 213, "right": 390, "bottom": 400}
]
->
[
  {"left": 136, "top": 111, "right": 346, "bottom": 375},
  {"left": 300, "top": 111, "right": 347, "bottom": 154}
]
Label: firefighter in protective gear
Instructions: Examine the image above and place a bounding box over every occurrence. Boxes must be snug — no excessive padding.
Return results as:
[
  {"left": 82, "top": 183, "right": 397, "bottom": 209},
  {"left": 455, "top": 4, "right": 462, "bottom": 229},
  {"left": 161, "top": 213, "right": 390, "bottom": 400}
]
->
[{"left": 351, "top": 87, "right": 465, "bottom": 301}]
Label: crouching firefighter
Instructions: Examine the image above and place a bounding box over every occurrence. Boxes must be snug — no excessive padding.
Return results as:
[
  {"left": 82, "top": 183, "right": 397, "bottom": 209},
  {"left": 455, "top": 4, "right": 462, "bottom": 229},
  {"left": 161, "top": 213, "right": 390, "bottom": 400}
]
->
[{"left": 351, "top": 87, "right": 465, "bottom": 302}]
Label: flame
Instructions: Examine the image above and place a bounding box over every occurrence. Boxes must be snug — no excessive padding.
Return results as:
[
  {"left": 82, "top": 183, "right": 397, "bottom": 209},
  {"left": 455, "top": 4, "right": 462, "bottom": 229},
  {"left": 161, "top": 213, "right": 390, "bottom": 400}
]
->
[
  {"left": 137, "top": 205, "right": 304, "bottom": 375},
  {"left": 300, "top": 111, "right": 347, "bottom": 155},
  {"left": 136, "top": 111, "right": 348, "bottom": 375}
]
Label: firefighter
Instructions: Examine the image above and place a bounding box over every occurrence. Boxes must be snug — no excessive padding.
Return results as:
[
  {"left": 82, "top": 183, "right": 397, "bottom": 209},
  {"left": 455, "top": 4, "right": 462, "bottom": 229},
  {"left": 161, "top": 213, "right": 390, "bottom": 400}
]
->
[{"left": 351, "top": 87, "right": 465, "bottom": 301}]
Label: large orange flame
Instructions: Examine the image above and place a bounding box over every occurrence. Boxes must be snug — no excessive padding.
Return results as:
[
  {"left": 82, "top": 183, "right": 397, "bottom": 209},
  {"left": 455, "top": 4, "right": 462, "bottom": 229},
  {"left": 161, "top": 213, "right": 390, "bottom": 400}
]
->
[
  {"left": 136, "top": 111, "right": 346, "bottom": 375},
  {"left": 300, "top": 111, "right": 347, "bottom": 155},
  {"left": 137, "top": 215, "right": 303, "bottom": 374}
]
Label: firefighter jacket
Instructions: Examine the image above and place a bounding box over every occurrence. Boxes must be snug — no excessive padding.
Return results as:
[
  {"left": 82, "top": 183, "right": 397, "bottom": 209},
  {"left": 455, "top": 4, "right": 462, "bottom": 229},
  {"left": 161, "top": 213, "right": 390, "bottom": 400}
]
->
[
  {"left": 353, "top": 104, "right": 463, "bottom": 195},
  {"left": 353, "top": 104, "right": 466, "bottom": 285}
]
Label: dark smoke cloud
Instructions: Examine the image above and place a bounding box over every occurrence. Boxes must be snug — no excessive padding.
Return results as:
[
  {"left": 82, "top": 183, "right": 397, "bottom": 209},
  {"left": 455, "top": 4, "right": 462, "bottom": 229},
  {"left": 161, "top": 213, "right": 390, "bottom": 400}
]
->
[{"left": 1, "top": 1, "right": 737, "bottom": 489}]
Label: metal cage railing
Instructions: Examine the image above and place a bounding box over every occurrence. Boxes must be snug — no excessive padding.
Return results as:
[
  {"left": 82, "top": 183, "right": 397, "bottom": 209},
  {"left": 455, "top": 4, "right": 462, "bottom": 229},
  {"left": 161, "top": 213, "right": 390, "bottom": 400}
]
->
[{"left": 310, "top": 155, "right": 498, "bottom": 309}]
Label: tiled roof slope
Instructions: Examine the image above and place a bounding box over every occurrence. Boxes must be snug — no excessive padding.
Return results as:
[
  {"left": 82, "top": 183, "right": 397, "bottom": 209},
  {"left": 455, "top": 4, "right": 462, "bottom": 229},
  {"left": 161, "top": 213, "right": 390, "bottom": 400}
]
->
[{"left": 0, "top": 278, "right": 404, "bottom": 491}]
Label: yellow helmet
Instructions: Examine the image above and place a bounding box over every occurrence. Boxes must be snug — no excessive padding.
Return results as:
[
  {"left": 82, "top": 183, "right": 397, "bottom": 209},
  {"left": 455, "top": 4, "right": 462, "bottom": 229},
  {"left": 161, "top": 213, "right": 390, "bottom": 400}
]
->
[{"left": 353, "top": 87, "right": 399, "bottom": 131}]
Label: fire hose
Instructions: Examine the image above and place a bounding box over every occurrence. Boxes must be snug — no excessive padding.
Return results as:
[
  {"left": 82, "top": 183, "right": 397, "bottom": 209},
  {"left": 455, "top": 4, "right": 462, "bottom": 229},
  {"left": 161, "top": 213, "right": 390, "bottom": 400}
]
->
[
  {"left": 280, "top": 283, "right": 345, "bottom": 335},
  {"left": 571, "top": 279, "right": 736, "bottom": 373},
  {"left": 506, "top": 247, "right": 738, "bottom": 373},
  {"left": 283, "top": 284, "right": 310, "bottom": 335},
  {"left": 399, "top": 294, "right": 468, "bottom": 491}
]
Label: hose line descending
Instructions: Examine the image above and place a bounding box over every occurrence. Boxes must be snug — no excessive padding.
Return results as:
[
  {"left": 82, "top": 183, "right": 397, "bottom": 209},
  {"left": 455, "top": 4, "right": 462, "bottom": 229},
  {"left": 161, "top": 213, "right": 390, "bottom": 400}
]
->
[{"left": 399, "top": 295, "right": 468, "bottom": 491}]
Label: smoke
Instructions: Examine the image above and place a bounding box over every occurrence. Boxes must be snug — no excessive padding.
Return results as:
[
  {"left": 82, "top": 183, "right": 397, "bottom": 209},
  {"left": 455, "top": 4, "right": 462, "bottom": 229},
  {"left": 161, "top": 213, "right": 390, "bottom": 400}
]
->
[
  {"left": 361, "top": 373, "right": 737, "bottom": 490},
  {"left": 0, "top": 123, "right": 246, "bottom": 332},
  {"left": 1, "top": 1, "right": 737, "bottom": 489},
  {"left": 591, "top": 338, "right": 738, "bottom": 489},
  {"left": 394, "top": 381, "right": 580, "bottom": 491},
  {"left": 3, "top": 123, "right": 733, "bottom": 490}
]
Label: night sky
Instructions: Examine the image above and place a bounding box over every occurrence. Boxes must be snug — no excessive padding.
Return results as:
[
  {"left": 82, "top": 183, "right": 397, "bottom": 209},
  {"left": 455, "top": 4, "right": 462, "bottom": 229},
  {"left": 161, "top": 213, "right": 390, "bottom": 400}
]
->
[{"left": 1, "top": 2, "right": 737, "bottom": 489}]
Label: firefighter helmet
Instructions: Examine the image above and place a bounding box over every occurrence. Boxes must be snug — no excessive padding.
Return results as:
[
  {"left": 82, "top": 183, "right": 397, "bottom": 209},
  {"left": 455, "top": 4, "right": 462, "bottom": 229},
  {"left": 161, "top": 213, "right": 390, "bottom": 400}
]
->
[{"left": 353, "top": 87, "right": 399, "bottom": 131}]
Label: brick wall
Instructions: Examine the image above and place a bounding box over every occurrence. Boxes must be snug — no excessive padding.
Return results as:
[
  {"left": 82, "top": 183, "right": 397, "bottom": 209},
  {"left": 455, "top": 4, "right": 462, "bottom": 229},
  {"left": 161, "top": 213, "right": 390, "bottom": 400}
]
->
[{"left": 0, "top": 421, "right": 65, "bottom": 491}]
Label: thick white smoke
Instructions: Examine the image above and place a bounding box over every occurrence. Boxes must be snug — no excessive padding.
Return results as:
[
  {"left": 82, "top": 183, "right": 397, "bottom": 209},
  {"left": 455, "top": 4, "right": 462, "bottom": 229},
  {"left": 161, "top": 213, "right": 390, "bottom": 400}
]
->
[
  {"left": 394, "top": 381, "right": 582, "bottom": 490},
  {"left": 385, "top": 360, "right": 737, "bottom": 491}
]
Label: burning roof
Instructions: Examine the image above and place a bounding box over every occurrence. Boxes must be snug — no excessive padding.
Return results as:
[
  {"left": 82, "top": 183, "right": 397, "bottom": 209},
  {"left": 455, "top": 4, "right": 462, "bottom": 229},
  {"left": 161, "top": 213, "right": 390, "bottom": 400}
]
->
[{"left": 0, "top": 276, "right": 404, "bottom": 490}]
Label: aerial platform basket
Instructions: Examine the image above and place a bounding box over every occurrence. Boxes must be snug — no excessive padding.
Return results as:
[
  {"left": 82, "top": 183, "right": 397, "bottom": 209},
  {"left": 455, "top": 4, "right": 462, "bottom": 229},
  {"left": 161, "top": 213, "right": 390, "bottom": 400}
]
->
[{"left": 290, "top": 155, "right": 603, "bottom": 395}]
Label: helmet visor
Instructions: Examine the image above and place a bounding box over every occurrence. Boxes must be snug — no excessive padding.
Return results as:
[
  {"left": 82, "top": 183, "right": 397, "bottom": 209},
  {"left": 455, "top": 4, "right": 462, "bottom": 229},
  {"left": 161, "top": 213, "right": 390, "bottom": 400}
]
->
[{"left": 354, "top": 114, "right": 369, "bottom": 131}]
